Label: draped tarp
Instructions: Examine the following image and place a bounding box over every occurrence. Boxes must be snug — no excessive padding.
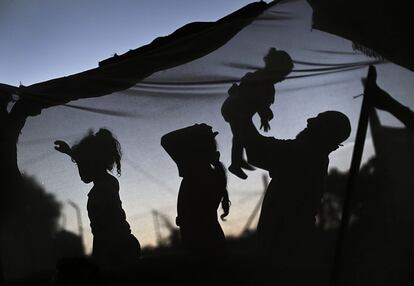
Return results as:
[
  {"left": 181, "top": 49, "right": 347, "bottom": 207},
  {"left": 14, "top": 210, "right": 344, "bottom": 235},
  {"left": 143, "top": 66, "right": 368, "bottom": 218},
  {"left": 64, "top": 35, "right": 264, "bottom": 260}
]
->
[{"left": 0, "top": 1, "right": 272, "bottom": 107}]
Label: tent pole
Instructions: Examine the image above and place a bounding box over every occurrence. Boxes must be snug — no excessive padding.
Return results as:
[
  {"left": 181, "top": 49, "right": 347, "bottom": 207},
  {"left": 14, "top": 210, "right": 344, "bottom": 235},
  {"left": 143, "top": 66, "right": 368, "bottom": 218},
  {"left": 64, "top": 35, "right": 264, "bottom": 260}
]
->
[{"left": 329, "top": 66, "right": 375, "bottom": 286}]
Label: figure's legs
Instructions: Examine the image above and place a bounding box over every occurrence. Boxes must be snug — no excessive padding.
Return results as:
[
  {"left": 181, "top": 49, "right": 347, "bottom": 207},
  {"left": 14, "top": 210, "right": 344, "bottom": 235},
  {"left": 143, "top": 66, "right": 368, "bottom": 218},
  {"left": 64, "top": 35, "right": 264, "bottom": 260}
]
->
[
  {"left": 228, "top": 122, "right": 253, "bottom": 179},
  {"left": 229, "top": 139, "right": 247, "bottom": 179}
]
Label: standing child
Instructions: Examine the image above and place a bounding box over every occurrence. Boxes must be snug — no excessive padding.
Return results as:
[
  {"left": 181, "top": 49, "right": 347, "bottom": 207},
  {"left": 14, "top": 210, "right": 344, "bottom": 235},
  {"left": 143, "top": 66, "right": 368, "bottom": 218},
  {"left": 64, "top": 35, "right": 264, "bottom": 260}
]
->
[
  {"left": 221, "top": 48, "right": 293, "bottom": 179},
  {"left": 161, "top": 124, "right": 230, "bottom": 259},
  {"left": 54, "top": 128, "right": 140, "bottom": 274}
]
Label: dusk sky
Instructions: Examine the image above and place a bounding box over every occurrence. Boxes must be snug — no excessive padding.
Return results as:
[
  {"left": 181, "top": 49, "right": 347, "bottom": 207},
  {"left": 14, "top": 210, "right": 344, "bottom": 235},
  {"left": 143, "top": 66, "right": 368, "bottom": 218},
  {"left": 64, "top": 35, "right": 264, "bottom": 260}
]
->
[{"left": 2, "top": 0, "right": 414, "bottom": 253}]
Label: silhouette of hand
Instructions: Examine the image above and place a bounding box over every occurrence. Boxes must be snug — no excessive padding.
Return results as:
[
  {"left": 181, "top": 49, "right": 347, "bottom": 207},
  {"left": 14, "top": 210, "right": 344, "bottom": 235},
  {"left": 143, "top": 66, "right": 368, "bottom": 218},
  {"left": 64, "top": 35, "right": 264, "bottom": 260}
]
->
[
  {"left": 258, "top": 108, "right": 273, "bottom": 132},
  {"left": 54, "top": 140, "right": 71, "bottom": 155},
  {"left": 260, "top": 120, "right": 271, "bottom": 132}
]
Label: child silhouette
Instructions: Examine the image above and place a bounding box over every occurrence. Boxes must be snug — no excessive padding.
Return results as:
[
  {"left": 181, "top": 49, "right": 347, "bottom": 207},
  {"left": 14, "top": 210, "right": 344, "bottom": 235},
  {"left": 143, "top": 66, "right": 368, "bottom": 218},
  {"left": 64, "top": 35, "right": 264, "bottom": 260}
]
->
[
  {"left": 221, "top": 48, "right": 293, "bottom": 179},
  {"left": 54, "top": 129, "right": 140, "bottom": 273}
]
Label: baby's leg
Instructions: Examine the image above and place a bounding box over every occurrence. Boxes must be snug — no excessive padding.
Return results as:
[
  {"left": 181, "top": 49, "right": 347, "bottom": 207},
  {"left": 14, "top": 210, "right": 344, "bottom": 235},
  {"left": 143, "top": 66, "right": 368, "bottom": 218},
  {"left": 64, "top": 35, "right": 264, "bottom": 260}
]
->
[
  {"left": 229, "top": 122, "right": 248, "bottom": 179},
  {"left": 231, "top": 139, "right": 245, "bottom": 162}
]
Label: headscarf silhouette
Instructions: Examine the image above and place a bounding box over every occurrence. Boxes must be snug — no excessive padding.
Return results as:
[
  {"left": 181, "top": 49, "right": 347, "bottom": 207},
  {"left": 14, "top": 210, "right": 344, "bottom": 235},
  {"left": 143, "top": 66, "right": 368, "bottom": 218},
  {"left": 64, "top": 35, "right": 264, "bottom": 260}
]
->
[{"left": 161, "top": 123, "right": 230, "bottom": 258}]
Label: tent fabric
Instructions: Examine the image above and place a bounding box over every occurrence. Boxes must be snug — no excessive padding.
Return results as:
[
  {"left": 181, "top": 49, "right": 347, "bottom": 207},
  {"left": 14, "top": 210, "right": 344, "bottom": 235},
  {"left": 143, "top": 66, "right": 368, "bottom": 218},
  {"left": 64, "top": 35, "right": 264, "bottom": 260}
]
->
[
  {"left": 308, "top": 0, "right": 414, "bottom": 71},
  {"left": 1, "top": 1, "right": 270, "bottom": 108}
]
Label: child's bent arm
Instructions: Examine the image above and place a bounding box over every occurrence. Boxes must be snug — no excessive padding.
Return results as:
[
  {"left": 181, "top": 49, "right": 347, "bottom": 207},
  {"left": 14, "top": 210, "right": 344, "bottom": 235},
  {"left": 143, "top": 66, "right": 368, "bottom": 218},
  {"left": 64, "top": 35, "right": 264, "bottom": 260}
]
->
[{"left": 54, "top": 140, "right": 73, "bottom": 157}]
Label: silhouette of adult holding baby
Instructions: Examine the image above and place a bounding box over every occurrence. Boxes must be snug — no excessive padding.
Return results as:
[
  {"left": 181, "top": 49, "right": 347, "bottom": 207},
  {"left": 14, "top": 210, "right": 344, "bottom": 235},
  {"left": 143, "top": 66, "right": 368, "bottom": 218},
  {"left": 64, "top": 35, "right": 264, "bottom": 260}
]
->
[
  {"left": 54, "top": 129, "right": 140, "bottom": 274},
  {"left": 226, "top": 75, "right": 351, "bottom": 277}
]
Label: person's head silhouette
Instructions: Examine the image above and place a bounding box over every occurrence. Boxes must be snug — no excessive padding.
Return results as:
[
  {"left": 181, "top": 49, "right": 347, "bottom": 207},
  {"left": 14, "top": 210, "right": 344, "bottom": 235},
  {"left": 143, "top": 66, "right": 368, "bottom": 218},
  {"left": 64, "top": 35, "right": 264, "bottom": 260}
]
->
[
  {"left": 70, "top": 128, "right": 122, "bottom": 183},
  {"left": 163, "top": 123, "right": 220, "bottom": 175},
  {"left": 161, "top": 123, "right": 230, "bottom": 220},
  {"left": 188, "top": 124, "right": 220, "bottom": 170},
  {"left": 263, "top": 47, "right": 294, "bottom": 82},
  {"left": 296, "top": 111, "right": 351, "bottom": 152}
]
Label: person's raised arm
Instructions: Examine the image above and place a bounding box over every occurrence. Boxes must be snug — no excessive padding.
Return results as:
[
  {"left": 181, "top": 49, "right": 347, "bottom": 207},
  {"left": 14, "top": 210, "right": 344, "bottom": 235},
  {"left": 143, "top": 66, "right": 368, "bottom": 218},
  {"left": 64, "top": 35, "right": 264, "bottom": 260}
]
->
[
  {"left": 54, "top": 140, "right": 73, "bottom": 158},
  {"left": 8, "top": 98, "right": 42, "bottom": 142},
  {"left": 239, "top": 116, "right": 276, "bottom": 171},
  {"left": 161, "top": 125, "right": 194, "bottom": 164},
  {"left": 371, "top": 86, "right": 414, "bottom": 130},
  {"left": 365, "top": 66, "right": 414, "bottom": 130}
]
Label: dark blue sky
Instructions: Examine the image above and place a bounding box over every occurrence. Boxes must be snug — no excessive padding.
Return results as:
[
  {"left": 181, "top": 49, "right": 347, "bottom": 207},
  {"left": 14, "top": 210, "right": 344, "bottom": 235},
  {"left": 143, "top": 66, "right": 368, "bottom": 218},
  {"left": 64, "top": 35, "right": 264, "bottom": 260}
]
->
[{"left": 0, "top": 0, "right": 253, "bottom": 85}]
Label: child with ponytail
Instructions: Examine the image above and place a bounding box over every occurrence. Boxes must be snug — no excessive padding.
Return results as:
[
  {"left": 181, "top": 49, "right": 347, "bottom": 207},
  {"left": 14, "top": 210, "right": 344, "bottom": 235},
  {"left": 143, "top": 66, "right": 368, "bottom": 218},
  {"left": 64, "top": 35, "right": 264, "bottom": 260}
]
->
[
  {"left": 161, "top": 123, "right": 230, "bottom": 258},
  {"left": 54, "top": 128, "right": 140, "bottom": 273}
]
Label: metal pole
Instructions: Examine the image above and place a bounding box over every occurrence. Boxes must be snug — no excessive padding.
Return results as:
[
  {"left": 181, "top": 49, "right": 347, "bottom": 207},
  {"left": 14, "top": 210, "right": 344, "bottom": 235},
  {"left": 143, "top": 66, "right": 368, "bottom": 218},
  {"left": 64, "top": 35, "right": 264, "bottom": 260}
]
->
[
  {"left": 152, "top": 210, "right": 162, "bottom": 246},
  {"left": 68, "top": 201, "right": 85, "bottom": 253},
  {"left": 329, "top": 66, "right": 376, "bottom": 285}
]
